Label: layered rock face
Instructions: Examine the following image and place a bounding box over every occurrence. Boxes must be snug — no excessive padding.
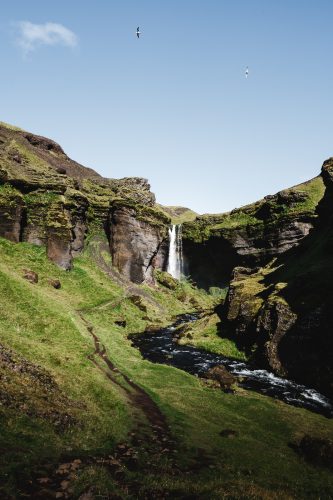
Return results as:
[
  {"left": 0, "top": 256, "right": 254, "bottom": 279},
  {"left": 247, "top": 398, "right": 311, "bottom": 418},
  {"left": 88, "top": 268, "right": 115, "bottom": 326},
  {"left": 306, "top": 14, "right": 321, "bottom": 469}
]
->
[
  {"left": 181, "top": 164, "right": 333, "bottom": 397},
  {"left": 0, "top": 122, "right": 170, "bottom": 278},
  {"left": 110, "top": 203, "right": 169, "bottom": 284},
  {"left": 183, "top": 178, "right": 324, "bottom": 289},
  {"left": 217, "top": 163, "right": 333, "bottom": 397}
]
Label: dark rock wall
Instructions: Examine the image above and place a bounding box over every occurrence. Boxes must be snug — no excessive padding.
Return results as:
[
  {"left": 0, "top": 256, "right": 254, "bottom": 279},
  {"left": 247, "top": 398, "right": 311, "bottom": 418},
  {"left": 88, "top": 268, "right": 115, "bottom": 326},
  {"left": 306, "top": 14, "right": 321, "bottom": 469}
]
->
[
  {"left": 110, "top": 206, "right": 168, "bottom": 284},
  {"left": 183, "top": 216, "right": 315, "bottom": 289},
  {"left": 182, "top": 236, "right": 239, "bottom": 289},
  {"left": 217, "top": 161, "right": 333, "bottom": 398}
]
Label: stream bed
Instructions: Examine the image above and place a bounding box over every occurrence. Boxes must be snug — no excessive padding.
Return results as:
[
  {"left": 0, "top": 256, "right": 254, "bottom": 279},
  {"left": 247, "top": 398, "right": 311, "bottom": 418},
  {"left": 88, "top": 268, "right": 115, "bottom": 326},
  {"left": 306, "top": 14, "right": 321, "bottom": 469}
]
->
[{"left": 131, "top": 314, "right": 333, "bottom": 418}]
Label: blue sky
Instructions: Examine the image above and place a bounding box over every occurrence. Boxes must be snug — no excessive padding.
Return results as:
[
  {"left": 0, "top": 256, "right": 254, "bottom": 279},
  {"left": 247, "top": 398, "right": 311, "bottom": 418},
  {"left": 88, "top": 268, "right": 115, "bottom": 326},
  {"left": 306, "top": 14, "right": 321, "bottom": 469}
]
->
[{"left": 1, "top": 1, "right": 332, "bottom": 213}]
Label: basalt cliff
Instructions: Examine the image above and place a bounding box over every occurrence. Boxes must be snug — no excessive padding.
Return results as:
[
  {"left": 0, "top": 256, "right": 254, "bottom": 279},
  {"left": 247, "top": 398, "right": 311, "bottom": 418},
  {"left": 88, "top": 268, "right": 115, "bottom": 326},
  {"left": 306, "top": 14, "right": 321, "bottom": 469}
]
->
[
  {"left": 0, "top": 122, "right": 170, "bottom": 282},
  {"left": 182, "top": 163, "right": 333, "bottom": 399}
]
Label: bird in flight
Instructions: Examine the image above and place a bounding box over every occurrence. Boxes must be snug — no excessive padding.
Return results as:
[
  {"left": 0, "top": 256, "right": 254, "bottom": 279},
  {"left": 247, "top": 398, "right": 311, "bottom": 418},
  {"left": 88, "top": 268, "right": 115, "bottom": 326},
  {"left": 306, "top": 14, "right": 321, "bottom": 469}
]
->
[
  {"left": 136, "top": 27, "right": 141, "bottom": 38},
  {"left": 245, "top": 66, "right": 249, "bottom": 79}
]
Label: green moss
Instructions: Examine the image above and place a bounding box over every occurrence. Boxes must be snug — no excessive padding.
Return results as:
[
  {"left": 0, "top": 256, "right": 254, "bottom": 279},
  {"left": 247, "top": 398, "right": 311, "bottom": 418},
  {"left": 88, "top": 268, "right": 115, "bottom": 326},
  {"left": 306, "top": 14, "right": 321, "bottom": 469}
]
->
[
  {"left": 177, "top": 313, "right": 247, "bottom": 360},
  {"left": 0, "top": 184, "right": 23, "bottom": 206},
  {"left": 111, "top": 198, "right": 170, "bottom": 230},
  {"left": 289, "top": 175, "right": 325, "bottom": 212},
  {"left": 10, "top": 141, "right": 60, "bottom": 178},
  {"left": 0, "top": 121, "right": 24, "bottom": 132},
  {"left": 24, "top": 191, "right": 59, "bottom": 206}
]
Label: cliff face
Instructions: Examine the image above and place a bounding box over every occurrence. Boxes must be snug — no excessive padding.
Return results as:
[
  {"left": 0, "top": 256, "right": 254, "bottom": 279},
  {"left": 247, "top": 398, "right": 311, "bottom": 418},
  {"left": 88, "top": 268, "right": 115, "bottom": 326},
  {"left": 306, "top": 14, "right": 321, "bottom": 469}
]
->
[
  {"left": 183, "top": 177, "right": 324, "bottom": 289},
  {"left": 215, "top": 161, "right": 333, "bottom": 398},
  {"left": 0, "top": 122, "right": 170, "bottom": 279},
  {"left": 181, "top": 164, "right": 333, "bottom": 397},
  {"left": 110, "top": 202, "right": 169, "bottom": 284}
]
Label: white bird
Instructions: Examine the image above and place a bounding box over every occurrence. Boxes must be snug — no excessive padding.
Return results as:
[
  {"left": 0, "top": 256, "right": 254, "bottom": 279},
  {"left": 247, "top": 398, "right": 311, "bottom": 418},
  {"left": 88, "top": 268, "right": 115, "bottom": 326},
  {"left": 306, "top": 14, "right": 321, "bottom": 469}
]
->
[
  {"left": 136, "top": 26, "right": 141, "bottom": 38},
  {"left": 245, "top": 66, "right": 249, "bottom": 79}
]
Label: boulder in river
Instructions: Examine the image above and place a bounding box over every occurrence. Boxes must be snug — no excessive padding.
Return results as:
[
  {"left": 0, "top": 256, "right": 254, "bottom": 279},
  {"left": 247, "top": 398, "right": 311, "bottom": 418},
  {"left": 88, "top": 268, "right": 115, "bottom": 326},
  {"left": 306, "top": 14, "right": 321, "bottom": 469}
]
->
[{"left": 205, "top": 365, "right": 237, "bottom": 392}]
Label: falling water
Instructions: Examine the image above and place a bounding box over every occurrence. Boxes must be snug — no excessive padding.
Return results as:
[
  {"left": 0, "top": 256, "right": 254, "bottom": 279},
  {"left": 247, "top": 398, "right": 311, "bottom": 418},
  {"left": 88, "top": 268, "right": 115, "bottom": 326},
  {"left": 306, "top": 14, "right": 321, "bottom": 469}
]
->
[{"left": 167, "top": 224, "right": 183, "bottom": 279}]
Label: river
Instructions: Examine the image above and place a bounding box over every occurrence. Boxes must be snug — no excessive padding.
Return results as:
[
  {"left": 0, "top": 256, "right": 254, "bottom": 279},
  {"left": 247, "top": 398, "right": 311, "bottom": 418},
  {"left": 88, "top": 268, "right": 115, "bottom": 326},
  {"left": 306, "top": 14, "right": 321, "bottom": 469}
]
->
[{"left": 131, "top": 313, "right": 333, "bottom": 418}]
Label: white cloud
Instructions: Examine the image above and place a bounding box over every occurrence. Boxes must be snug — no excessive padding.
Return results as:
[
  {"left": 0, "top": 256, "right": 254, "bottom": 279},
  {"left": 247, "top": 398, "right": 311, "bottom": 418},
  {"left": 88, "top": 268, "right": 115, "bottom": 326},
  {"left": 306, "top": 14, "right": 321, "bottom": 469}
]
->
[{"left": 16, "top": 21, "right": 78, "bottom": 54}]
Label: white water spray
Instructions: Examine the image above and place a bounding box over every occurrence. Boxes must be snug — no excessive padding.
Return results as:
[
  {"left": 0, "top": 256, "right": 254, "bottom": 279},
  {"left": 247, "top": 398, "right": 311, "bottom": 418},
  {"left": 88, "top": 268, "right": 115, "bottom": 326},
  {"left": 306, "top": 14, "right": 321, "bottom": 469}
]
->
[{"left": 167, "top": 224, "right": 183, "bottom": 280}]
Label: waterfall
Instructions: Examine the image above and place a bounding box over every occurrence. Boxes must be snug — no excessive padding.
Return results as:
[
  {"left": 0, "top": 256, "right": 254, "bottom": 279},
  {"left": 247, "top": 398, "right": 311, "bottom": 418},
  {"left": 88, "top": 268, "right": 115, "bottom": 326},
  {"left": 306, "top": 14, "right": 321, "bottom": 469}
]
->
[{"left": 167, "top": 224, "right": 183, "bottom": 280}]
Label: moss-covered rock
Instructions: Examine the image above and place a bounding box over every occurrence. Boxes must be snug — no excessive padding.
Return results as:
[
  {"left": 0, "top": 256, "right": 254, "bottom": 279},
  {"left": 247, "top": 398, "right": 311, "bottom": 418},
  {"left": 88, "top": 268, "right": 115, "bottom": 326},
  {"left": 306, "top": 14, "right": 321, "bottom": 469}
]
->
[
  {"left": 154, "top": 269, "right": 178, "bottom": 290},
  {"left": 218, "top": 161, "right": 333, "bottom": 397},
  {"left": 182, "top": 176, "right": 325, "bottom": 289},
  {"left": 0, "top": 123, "right": 171, "bottom": 274},
  {"left": 0, "top": 184, "right": 24, "bottom": 243}
]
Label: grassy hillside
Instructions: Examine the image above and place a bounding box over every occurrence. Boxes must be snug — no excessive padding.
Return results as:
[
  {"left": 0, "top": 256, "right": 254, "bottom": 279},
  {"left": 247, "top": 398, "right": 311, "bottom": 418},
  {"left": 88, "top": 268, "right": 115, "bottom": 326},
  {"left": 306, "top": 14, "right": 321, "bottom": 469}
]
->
[
  {"left": 158, "top": 205, "right": 198, "bottom": 224},
  {"left": 0, "top": 237, "right": 333, "bottom": 498}
]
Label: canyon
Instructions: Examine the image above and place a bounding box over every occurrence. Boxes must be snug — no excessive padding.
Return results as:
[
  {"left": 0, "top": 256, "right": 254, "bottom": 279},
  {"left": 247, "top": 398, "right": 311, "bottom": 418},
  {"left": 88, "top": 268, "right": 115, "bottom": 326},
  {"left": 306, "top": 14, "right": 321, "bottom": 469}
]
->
[
  {"left": 1, "top": 121, "right": 333, "bottom": 498},
  {"left": 1, "top": 121, "right": 331, "bottom": 398}
]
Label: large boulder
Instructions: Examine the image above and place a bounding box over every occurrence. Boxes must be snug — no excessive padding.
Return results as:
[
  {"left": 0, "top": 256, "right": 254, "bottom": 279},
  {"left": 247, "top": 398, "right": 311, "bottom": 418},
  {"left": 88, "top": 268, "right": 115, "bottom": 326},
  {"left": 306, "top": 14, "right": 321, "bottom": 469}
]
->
[{"left": 205, "top": 365, "right": 237, "bottom": 392}]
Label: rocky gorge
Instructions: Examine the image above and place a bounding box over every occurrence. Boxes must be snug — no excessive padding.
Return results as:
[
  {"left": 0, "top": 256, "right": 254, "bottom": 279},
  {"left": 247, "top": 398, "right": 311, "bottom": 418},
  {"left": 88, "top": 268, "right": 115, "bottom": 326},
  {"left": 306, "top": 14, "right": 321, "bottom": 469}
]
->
[
  {"left": 0, "top": 121, "right": 332, "bottom": 399},
  {"left": 181, "top": 166, "right": 333, "bottom": 399},
  {"left": 1, "top": 121, "right": 333, "bottom": 498}
]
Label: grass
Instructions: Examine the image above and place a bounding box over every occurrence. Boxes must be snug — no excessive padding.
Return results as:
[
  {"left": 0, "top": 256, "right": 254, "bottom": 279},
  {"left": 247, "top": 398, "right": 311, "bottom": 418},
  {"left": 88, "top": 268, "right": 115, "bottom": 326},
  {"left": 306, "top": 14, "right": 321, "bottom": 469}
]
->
[
  {"left": 158, "top": 204, "right": 198, "bottom": 224},
  {"left": 0, "top": 121, "right": 24, "bottom": 132},
  {"left": 290, "top": 175, "right": 326, "bottom": 213},
  {"left": 0, "top": 237, "right": 332, "bottom": 498},
  {"left": 177, "top": 313, "right": 247, "bottom": 359}
]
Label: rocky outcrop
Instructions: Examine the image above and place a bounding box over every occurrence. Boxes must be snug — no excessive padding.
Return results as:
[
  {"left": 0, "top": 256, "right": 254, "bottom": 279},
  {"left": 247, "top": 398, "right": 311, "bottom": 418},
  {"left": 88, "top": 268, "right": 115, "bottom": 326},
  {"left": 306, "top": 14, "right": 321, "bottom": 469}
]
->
[
  {"left": 0, "top": 185, "right": 24, "bottom": 243},
  {"left": 0, "top": 122, "right": 170, "bottom": 277},
  {"left": 218, "top": 161, "right": 333, "bottom": 397},
  {"left": 183, "top": 178, "right": 324, "bottom": 289},
  {"left": 205, "top": 365, "right": 237, "bottom": 391},
  {"left": 110, "top": 203, "right": 169, "bottom": 284},
  {"left": 23, "top": 269, "right": 39, "bottom": 284},
  {"left": 257, "top": 301, "right": 297, "bottom": 375}
]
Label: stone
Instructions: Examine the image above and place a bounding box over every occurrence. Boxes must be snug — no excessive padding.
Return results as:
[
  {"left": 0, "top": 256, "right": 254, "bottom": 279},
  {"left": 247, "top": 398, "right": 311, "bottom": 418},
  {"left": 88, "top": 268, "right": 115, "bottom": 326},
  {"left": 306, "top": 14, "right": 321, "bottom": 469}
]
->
[
  {"left": 0, "top": 186, "right": 24, "bottom": 243},
  {"left": 110, "top": 205, "right": 168, "bottom": 284},
  {"left": 219, "top": 429, "right": 238, "bottom": 438},
  {"left": 47, "top": 234, "right": 72, "bottom": 270},
  {"left": 129, "top": 295, "right": 148, "bottom": 313},
  {"left": 48, "top": 279, "right": 61, "bottom": 289},
  {"left": 155, "top": 270, "right": 178, "bottom": 290},
  {"left": 257, "top": 300, "right": 297, "bottom": 375},
  {"left": 205, "top": 365, "right": 237, "bottom": 392},
  {"left": 56, "top": 166, "right": 67, "bottom": 175},
  {"left": 115, "top": 320, "right": 126, "bottom": 327},
  {"left": 23, "top": 269, "right": 38, "bottom": 284}
]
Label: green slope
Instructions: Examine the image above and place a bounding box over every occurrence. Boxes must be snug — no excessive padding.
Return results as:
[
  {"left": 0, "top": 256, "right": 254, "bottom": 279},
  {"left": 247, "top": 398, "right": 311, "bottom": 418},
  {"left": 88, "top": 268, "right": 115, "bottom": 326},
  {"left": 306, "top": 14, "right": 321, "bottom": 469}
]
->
[{"left": 0, "top": 237, "right": 332, "bottom": 498}]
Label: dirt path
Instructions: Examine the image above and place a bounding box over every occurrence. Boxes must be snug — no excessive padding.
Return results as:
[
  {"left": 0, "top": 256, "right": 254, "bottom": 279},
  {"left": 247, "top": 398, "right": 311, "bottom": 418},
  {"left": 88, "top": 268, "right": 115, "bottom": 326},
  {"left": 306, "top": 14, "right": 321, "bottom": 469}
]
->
[
  {"left": 80, "top": 312, "right": 170, "bottom": 438},
  {"left": 20, "top": 307, "right": 177, "bottom": 499}
]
